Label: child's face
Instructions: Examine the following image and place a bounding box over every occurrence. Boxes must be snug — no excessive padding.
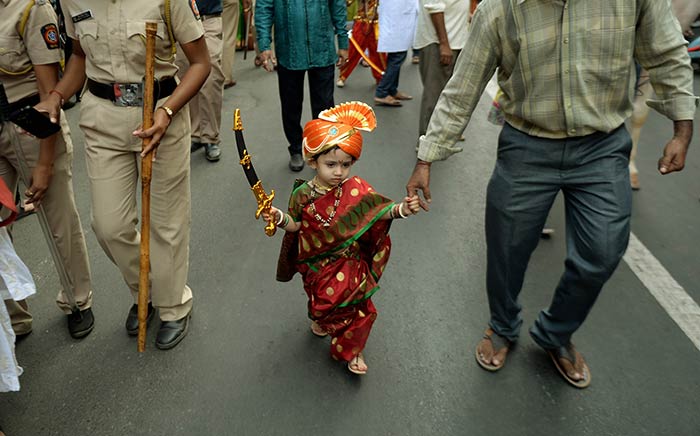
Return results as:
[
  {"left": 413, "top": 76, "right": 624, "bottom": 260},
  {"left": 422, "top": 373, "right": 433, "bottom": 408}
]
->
[{"left": 309, "top": 148, "right": 355, "bottom": 188}]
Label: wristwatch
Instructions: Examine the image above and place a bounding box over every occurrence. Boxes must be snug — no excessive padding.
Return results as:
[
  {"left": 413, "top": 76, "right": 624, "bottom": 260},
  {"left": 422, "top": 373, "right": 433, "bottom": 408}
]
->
[{"left": 159, "top": 105, "right": 174, "bottom": 120}]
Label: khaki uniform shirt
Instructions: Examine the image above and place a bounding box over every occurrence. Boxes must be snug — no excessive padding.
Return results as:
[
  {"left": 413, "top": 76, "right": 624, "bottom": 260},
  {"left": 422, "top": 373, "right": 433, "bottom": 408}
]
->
[
  {"left": 0, "top": 0, "right": 62, "bottom": 102},
  {"left": 60, "top": 0, "right": 204, "bottom": 83},
  {"left": 418, "top": 0, "right": 699, "bottom": 162}
]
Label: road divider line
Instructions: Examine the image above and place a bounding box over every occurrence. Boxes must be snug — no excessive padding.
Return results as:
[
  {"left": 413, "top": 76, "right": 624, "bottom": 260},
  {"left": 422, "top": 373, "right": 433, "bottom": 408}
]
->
[{"left": 623, "top": 233, "right": 700, "bottom": 351}]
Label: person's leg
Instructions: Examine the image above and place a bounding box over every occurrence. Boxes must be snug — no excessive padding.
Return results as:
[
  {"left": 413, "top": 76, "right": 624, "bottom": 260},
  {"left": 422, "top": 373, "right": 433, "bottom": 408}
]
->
[
  {"left": 477, "top": 125, "right": 562, "bottom": 370},
  {"left": 80, "top": 93, "right": 142, "bottom": 299},
  {"left": 386, "top": 50, "right": 407, "bottom": 97},
  {"left": 222, "top": 0, "right": 240, "bottom": 86},
  {"left": 2, "top": 115, "right": 94, "bottom": 336},
  {"left": 148, "top": 104, "right": 194, "bottom": 349},
  {"left": 366, "top": 26, "right": 384, "bottom": 84},
  {"left": 197, "top": 17, "right": 225, "bottom": 161},
  {"left": 338, "top": 21, "right": 365, "bottom": 84},
  {"left": 33, "top": 116, "right": 94, "bottom": 318},
  {"left": 485, "top": 124, "right": 561, "bottom": 342},
  {"left": 329, "top": 299, "right": 377, "bottom": 372},
  {"left": 530, "top": 126, "right": 632, "bottom": 350},
  {"left": 418, "top": 44, "right": 458, "bottom": 136},
  {"left": 0, "top": 131, "right": 33, "bottom": 336},
  {"left": 375, "top": 51, "right": 404, "bottom": 98},
  {"left": 4, "top": 299, "right": 32, "bottom": 336},
  {"left": 308, "top": 64, "right": 335, "bottom": 119},
  {"left": 276, "top": 65, "right": 306, "bottom": 163}
]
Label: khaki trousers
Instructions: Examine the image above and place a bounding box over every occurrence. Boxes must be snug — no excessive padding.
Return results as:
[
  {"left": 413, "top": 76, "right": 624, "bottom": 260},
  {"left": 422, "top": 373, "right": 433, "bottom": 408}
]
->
[
  {"left": 222, "top": 0, "right": 240, "bottom": 84},
  {"left": 79, "top": 92, "right": 193, "bottom": 321},
  {"left": 178, "top": 16, "right": 225, "bottom": 145},
  {"left": 0, "top": 114, "right": 93, "bottom": 331}
]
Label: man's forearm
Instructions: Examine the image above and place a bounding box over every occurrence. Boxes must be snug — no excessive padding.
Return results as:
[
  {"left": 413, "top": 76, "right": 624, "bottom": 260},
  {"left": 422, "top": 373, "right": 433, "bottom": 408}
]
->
[
  {"left": 429, "top": 12, "right": 449, "bottom": 45},
  {"left": 54, "top": 50, "right": 86, "bottom": 101}
]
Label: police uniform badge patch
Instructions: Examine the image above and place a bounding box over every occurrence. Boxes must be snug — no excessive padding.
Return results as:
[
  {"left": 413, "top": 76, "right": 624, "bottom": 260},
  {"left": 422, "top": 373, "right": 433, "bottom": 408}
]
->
[
  {"left": 41, "top": 24, "right": 60, "bottom": 50},
  {"left": 190, "top": 0, "right": 201, "bottom": 20}
]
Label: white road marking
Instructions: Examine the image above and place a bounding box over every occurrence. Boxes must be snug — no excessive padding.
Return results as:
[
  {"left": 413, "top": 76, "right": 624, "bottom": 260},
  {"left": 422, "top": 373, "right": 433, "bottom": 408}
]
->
[
  {"left": 623, "top": 234, "right": 700, "bottom": 351},
  {"left": 484, "top": 78, "right": 700, "bottom": 351}
]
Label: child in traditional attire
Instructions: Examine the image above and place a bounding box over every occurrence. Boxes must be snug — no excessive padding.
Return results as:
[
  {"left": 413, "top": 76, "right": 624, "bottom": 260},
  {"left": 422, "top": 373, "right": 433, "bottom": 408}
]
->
[
  {"left": 264, "top": 101, "right": 420, "bottom": 375},
  {"left": 0, "top": 177, "right": 36, "bottom": 393}
]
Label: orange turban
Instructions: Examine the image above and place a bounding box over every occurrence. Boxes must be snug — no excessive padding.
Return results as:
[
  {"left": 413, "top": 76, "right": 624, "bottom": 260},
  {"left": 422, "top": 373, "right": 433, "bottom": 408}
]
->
[{"left": 303, "top": 101, "right": 377, "bottom": 160}]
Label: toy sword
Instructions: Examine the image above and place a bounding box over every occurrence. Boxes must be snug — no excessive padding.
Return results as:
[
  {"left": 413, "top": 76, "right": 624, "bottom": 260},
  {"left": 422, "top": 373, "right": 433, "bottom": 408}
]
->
[{"left": 233, "top": 109, "right": 276, "bottom": 236}]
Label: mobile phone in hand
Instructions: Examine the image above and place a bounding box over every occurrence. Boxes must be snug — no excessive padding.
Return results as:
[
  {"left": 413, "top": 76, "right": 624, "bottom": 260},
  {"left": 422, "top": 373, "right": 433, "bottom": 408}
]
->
[{"left": 9, "top": 106, "right": 61, "bottom": 139}]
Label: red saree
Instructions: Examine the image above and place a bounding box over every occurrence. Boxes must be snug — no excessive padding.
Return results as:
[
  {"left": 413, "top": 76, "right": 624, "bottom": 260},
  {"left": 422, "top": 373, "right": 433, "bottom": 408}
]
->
[{"left": 284, "top": 176, "right": 394, "bottom": 363}]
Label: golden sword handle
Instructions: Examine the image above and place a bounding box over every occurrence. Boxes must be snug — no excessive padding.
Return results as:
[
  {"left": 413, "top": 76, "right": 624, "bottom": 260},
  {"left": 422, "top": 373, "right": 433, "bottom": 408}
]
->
[{"left": 251, "top": 181, "right": 276, "bottom": 236}]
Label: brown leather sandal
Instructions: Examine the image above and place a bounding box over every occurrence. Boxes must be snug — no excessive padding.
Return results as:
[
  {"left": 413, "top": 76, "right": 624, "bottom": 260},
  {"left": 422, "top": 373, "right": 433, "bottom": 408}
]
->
[
  {"left": 546, "top": 343, "right": 591, "bottom": 389},
  {"left": 475, "top": 328, "right": 512, "bottom": 371}
]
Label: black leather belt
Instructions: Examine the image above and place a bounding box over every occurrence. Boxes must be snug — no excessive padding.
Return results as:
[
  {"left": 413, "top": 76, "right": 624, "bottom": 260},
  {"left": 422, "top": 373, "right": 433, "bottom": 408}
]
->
[
  {"left": 87, "top": 77, "right": 177, "bottom": 106},
  {"left": 201, "top": 13, "right": 222, "bottom": 19},
  {"left": 7, "top": 93, "right": 40, "bottom": 115}
]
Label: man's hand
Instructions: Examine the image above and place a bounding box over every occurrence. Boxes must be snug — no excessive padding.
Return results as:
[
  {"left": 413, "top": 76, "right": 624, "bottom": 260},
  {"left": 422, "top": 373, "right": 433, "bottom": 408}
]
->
[
  {"left": 260, "top": 50, "right": 275, "bottom": 72},
  {"left": 336, "top": 49, "right": 349, "bottom": 67},
  {"left": 134, "top": 107, "right": 172, "bottom": 159},
  {"left": 658, "top": 120, "right": 692, "bottom": 175},
  {"left": 26, "top": 163, "right": 53, "bottom": 206},
  {"left": 658, "top": 137, "right": 689, "bottom": 174},
  {"left": 406, "top": 160, "right": 432, "bottom": 211},
  {"left": 35, "top": 92, "right": 63, "bottom": 124},
  {"left": 439, "top": 42, "right": 452, "bottom": 66}
]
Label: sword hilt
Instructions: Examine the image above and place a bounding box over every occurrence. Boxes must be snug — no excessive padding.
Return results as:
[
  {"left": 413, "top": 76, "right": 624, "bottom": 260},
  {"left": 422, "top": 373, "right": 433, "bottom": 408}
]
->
[{"left": 252, "top": 181, "right": 276, "bottom": 237}]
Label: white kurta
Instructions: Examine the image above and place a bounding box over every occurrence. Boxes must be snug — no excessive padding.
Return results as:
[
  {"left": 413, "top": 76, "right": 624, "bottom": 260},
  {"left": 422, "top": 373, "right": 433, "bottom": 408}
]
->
[
  {"left": 0, "top": 227, "right": 36, "bottom": 392},
  {"left": 378, "top": 0, "right": 419, "bottom": 52}
]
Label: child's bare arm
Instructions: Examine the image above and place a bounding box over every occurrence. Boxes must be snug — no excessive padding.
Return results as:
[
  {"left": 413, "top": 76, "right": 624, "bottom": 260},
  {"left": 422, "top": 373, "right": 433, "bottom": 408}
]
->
[
  {"left": 262, "top": 206, "right": 302, "bottom": 233},
  {"left": 380, "top": 195, "right": 421, "bottom": 220}
]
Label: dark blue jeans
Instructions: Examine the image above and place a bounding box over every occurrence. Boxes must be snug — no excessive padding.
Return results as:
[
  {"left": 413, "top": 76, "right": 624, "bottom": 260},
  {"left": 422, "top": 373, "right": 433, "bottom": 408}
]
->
[
  {"left": 485, "top": 124, "right": 632, "bottom": 349},
  {"left": 375, "top": 51, "right": 407, "bottom": 98},
  {"left": 277, "top": 64, "right": 335, "bottom": 155}
]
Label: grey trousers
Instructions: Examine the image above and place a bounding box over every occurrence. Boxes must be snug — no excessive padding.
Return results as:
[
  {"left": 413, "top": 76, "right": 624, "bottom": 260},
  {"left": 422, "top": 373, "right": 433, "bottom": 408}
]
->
[
  {"left": 418, "top": 43, "right": 460, "bottom": 136},
  {"left": 486, "top": 123, "right": 632, "bottom": 349}
]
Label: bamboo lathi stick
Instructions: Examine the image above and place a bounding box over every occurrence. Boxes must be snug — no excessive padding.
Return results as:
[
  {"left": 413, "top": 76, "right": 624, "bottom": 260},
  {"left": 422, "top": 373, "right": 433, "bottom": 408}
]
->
[{"left": 138, "top": 21, "right": 158, "bottom": 352}]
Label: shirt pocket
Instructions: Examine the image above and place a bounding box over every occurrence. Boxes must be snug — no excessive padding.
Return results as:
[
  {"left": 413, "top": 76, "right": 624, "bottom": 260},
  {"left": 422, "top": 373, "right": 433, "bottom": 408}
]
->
[
  {"left": 125, "top": 20, "right": 172, "bottom": 63},
  {"left": 74, "top": 21, "right": 102, "bottom": 59},
  {"left": 0, "top": 36, "right": 30, "bottom": 74},
  {"left": 583, "top": 26, "right": 635, "bottom": 82}
]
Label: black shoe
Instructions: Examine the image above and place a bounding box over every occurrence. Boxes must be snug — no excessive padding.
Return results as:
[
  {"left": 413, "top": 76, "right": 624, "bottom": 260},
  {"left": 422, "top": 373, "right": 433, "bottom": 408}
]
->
[
  {"left": 204, "top": 143, "right": 221, "bottom": 162},
  {"left": 191, "top": 141, "right": 204, "bottom": 152},
  {"left": 289, "top": 153, "right": 304, "bottom": 172},
  {"left": 67, "top": 307, "right": 94, "bottom": 339},
  {"left": 125, "top": 303, "right": 155, "bottom": 336},
  {"left": 155, "top": 313, "right": 191, "bottom": 350}
]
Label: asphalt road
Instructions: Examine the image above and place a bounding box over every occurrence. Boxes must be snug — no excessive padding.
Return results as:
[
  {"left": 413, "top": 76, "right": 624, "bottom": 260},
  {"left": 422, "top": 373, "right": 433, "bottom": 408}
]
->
[{"left": 1, "top": 55, "right": 699, "bottom": 436}]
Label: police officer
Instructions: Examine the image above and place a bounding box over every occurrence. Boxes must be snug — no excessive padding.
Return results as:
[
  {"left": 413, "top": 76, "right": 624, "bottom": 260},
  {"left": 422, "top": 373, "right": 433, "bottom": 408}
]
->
[
  {"left": 0, "top": 0, "right": 94, "bottom": 338},
  {"left": 40, "top": 0, "right": 211, "bottom": 349},
  {"left": 177, "top": 0, "right": 225, "bottom": 162}
]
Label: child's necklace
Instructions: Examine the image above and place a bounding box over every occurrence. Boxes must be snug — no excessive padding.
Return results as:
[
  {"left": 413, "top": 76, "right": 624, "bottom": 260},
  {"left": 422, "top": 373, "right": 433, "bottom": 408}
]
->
[{"left": 309, "top": 183, "right": 343, "bottom": 227}]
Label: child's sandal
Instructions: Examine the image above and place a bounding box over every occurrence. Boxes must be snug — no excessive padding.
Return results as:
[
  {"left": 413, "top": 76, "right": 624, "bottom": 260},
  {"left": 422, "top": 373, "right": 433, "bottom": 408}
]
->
[
  {"left": 310, "top": 321, "right": 328, "bottom": 337},
  {"left": 348, "top": 353, "right": 367, "bottom": 375}
]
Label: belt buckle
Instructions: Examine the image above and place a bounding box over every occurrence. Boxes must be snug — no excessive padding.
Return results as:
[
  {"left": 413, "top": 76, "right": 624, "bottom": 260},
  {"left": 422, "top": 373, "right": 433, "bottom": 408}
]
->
[{"left": 113, "top": 82, "right": 143, "bottom": 107}]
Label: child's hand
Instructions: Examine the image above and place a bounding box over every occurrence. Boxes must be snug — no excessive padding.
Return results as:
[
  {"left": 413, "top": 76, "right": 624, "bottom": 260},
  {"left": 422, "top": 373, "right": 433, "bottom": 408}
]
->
[
  {"left": 402, "top": 195, "right": 421, "bottom": 216},
  {"left": 262, "top": 206, "right": 281, "bottom": 224}
]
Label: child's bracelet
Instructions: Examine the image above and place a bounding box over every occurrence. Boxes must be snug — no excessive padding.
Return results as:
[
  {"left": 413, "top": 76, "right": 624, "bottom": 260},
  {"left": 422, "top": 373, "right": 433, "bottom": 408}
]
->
[
  {"left": 281, "top": 214, "right": 290, "bottom": 228},
  {"left": 398, "top": 202, "right": 409, "bottom": 219},
  {"left": 275, "top": 210, "right": 285, "bottom": 226}
]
